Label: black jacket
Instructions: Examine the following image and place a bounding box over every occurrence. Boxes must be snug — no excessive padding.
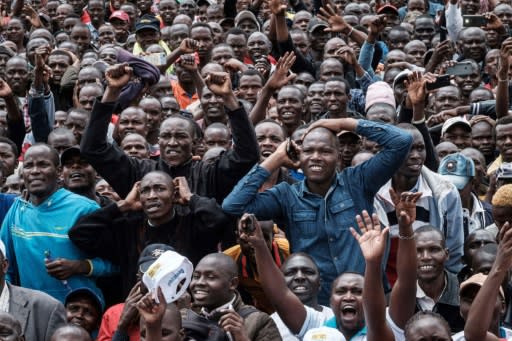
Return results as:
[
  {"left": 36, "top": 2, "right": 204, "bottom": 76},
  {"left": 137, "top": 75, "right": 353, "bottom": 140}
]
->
[
  {"left": 81, "top": 100, "right": 259, "bottom": 203},
  {"left": 69, "top": 195, "right": 230, "bottom": 299}
]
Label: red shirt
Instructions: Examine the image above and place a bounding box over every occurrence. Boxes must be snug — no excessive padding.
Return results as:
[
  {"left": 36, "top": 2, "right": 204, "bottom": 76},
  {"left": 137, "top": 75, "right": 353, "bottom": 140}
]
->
[{"left": 98, "top": 303, "right": 140, "bottom": 341}]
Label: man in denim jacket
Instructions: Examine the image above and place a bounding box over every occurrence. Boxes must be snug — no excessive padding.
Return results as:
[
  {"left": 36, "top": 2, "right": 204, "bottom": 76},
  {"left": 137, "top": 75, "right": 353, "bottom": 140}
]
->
[{"left": 222, "top": 118, "right": 413, "bottom": 304}]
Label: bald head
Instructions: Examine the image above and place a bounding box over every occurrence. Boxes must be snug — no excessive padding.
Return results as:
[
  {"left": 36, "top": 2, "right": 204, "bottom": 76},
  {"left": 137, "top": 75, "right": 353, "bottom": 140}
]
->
[
  {"left": 51, "top": 325, "right": 92, "bottom": 341},
  {"left": 199, "top": 253, "right": 238, "bottom": 279}
]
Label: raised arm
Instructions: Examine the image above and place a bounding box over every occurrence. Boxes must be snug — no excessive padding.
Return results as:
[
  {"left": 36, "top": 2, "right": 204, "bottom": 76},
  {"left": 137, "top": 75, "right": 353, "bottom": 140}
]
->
[
  {"left": 69, "top": 182, "right": 142, "bottom": 264},
  {"left": 405, "top": 71, "right": 439, "bottom": 171},
  {"left": 205, "top": 72, "right": 260, "bottom": 201},
  {"left": 137, "top": 289, "right": 169, "bottom": 341},
  {"left": 0, "top": 80, "right": 25, "bottom": 150},
  {"left": 159, "top": 39, "right": 199, "bottom": 76},
  {"left": 496, "top": 38, "right": 512, "bottom": 119},
  {"left": 318, "top": 4, "right": 367, "bottom": 46},
  {"left": 249, "top": 52, "right": 296, "bottom": 125},
  {"left": 80, "top": 63, "right": 151, "bottom": 198},
  {"left": 308, "top": 118, "right": 413, "bottom": 194},
  {"left": 270, "top": 0, "right": 289, "bottom": 44},
  {"left": 28, "top": 46, "right": 53, "bottom": 143},
  {"left": 245, "top": 215, "right": 307, "bottom": 334},
  {"left": 221, "top": 142, "right": 291, "bottom": 219},
  {"left": 350, "top": 211, "right": 394, "bottom": 341},
  {"left": 464, "top": 222, "right": 512, "bottom": 341},
  {"left": 389, "top": 190, "right": 422, "bottom": 329},
  {"left": 173, "top": 176, "right": 230, "bottom": 231}
]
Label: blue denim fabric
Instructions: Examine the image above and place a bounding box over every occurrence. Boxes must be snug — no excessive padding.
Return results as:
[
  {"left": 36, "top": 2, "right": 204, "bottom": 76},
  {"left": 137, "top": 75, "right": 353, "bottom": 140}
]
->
[{"left": 222, "top": 120, "right": 413, "bottom": 304}]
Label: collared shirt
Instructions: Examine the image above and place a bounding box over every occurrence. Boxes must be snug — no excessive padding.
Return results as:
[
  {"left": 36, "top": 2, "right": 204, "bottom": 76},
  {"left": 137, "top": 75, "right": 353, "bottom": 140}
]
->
[
  {"left": 222, "top": 120, "right": 413, "bottom": 303},
  {"left": 377, "top": 175, "right": 433, "bottom": 237},
  {"left": 462, "top": 193, "right": 487, "bottom": 236},
  {"left": 200, "top": 294, "right": 237, "bottom": 319},
  {"left": 0, "top": 284, "right": 9, "bottom": 312},
  {"left": 271, "top": 305, "right": 333, "bottom": 341},
  {"left": 170, "top": 80, "right": 199, "bottom": 110},
  {"left": 416, "top": 271, "right": 464, "bottom": 332},
  {"left": 416, "top": 274, "right": 447, "bottom": 312}
]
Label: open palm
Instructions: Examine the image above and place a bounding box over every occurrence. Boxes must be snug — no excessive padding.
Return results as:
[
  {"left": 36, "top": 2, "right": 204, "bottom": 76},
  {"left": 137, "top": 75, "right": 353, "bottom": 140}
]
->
[
  {"left": 350, "top": 211, "right": 389, "bottom": 262},
  {"left": 318, "top": 4, "right": 347, "bottom": 33}
]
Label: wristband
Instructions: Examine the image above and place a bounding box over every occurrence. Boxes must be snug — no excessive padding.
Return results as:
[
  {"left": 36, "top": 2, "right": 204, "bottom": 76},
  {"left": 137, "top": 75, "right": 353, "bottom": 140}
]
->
[
  {"left": 347, "top": 26, "right": 354, "bottom": 37},
  {"left": 85, "top": 259, "right": 94, "bottom": 276},
  {"left": 398, "top": 233, "right": 415, "bottom": 240}
]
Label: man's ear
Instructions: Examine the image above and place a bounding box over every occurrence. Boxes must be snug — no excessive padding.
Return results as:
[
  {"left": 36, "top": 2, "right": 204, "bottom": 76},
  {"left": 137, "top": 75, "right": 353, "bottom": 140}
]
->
[
  {"left": 229, "top": 276, "right": 239, "bottom": 291},
  {"left": 178, "top": 328, "right": 186, "bottom": 341},
  {"left": 2, "top": 259, "right": 9, "bottom": 275}
]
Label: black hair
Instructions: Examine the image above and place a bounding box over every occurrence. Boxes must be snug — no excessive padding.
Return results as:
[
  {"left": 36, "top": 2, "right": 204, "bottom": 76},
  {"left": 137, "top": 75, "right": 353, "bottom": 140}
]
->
[
  {"left": 190, "top": 22, "right": 213, "bottom": 35},
  {"left": 240, "top": 68, "right": 265, "bottom": 84},
  {"left": 255, "top": 119, "right": 287, "bottom": 137},
  {"left": 415, "top": 225, "right": 446, "bottom": 248},
  {"left": 226, "top": 27, "right": 247, "bottom": 38},
  {"left": 27, "top": 143, "right": 61, "bottom": 167},
  {"left": 404, "top": 311, "right": 451, "bottom": 339},
  {"left": 324, "top": 76, "right": 352, "bottom": 94},
  {"left": 497, "top": 115, "right": 512, "bottom": 127},
  {"left": 0, "top": 137, "right": 19, "bottom": 157},
  {"left": 50, "top": 49, "right": 73, "bottom": 65},
  {"left": 282, "top": 252, "right": 319, "bottom": 272}
]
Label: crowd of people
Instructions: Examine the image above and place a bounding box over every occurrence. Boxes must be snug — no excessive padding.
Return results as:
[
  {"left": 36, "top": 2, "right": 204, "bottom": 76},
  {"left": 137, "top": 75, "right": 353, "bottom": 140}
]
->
[{"left": 0, "top": 0, "right": 511, "bottom": 340}]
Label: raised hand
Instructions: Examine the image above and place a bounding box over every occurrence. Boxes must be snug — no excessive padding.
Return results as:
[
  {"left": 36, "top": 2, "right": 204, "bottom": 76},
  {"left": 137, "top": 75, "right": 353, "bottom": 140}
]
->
[
  {"left": 23, "top": 4, "right": 42, "bottom": 28},
  {"left": 426, "top": 108, "right": 458, "bottom": 127},
  {"left": 34, "top": 45, "right": 51, "bottom": 69},
  {"left": 498, "top": 37, "right": 512, "bottom": 81},
  {"left": 119, "top": 282, "right": 144, "bottom": 331},
  {"left": 350, "top": 211, "right": 389, "bottom": 263},
  {"left": 404, "top": 71, "right": 437, "bottom": 106},
  {"left": 137, "top": 288, "right": 167, "bottom": 326},
  {"left": 496, "top": 222, "right": 512, "bottom": 271},
  {"left": 335, "top": 46, "right": 357, "bottom": 65},
  {"left": 484, "top": 12, "right": 506, "bottom": 34},
  {"left": 266, "top": 51, "right": 296, "bottom": 90},
  {"left": 254, "top": 57, "right": 271, "bottom": 79},
  {"left": 318, "top": 4, "right": 349, "bottom": 33},
  {"left": 389, "top": 189, "right": 422, "bottom": 227},
  {"left": 173, "top": 177, "right": 193, "bottom": 205},
  {"left": 268, "top": 0, "right": 287, "bottom": 16},
  {"left": 305, "top": 118, "right": 355, "bottom": 135},
  {"left": 179, "top": 53, "right": 198, "bottom": 72},
  {"left": 205, "top": 72, "right": 232, "bottom": 97},
  {"left": 105, "top": 63, "right": 133, "bottom": 89},
  {"left": 426, "top": 40, "right": 454, "bottom": 72},
  {"left": 224, "top": 58, "right": 248, "bottom": 73},
  {"left": 178, "top": 38, "right": 199, "bottom": 54},
  {"left": 121, "top": 181, "right": 142, "bottom": 211},
  {"left": 0, "top": 79, "right": 12, "bottom": 98},
  {"left": 242, "top": 213, "right": 267, "bottom": 249},
  {"left": 368, "top": 15, "right": 386, "bottom": 37}
]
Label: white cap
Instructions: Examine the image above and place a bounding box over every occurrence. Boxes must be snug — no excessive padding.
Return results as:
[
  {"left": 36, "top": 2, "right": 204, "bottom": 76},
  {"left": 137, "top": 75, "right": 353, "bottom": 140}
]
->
[
  {"left": 303, "top": 327, "right": 347, "bottom": 341},
  {"left": 0, "top": 240, "right": 5, "bottom": 258},
  {"left": 441, "top": 116, "right": 471, "bottom": 136},
  {"left": 142, "top": 250, "right": 193, "bottom": 304}
]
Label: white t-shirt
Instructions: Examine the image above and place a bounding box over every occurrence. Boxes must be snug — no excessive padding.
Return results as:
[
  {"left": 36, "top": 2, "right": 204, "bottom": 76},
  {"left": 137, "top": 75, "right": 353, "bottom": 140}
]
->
[
  {"left": 271, "top": 306, "right": 334, "bottom": 341},
  {"left": 452, "top": 327, "right": 512, "bottom": 341},
  {"left": 289, "top": 306, "right": 399, "bottom": 340}
]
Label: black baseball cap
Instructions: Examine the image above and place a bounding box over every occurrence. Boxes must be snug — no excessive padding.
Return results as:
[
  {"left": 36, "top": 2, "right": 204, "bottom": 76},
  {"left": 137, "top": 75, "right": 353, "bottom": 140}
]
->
[
  {"left": 138, "top": 243, "right": 176, "bottom": 273},
  {"left": 135, "top": 14, "right": 161, "bottom": 33}
]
